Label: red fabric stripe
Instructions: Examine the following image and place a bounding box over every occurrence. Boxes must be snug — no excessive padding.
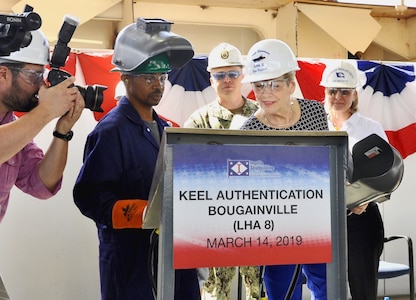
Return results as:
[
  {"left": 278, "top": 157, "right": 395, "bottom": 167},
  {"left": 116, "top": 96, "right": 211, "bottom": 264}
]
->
[
  {"left": 296, "top": 61, "right": 326, "bottom": 103},
  {"left": 386, "top": 123, "right": 416, "bottom": 159}
]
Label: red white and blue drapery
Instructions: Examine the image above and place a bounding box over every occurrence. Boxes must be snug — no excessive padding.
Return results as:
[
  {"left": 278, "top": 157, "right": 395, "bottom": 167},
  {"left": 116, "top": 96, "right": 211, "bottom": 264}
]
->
[{"left": 31, "top": 54, "right": 416, "bottom": 159}]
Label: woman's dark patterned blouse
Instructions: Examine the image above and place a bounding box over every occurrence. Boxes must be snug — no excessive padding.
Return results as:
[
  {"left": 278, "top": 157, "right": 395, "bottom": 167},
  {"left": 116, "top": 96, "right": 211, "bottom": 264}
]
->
[{"left": 240, "top": 98, "right": 329, "bottom": 131}]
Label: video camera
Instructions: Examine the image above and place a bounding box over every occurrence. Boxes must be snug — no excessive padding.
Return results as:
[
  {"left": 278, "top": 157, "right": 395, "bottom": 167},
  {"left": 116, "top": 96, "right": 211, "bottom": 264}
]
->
[
  {"left": 47, "top": 15, "right": 106, "bottom": 112},
  {"left": 0, "top": 5, "right": 42, "bottom": 56}
]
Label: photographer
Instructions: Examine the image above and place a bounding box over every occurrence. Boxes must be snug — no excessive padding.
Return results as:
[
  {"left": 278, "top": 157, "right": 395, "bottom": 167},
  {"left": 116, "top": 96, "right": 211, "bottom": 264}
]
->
[{"left": 0, "top": 28, "right": 84, "bottom": 297}]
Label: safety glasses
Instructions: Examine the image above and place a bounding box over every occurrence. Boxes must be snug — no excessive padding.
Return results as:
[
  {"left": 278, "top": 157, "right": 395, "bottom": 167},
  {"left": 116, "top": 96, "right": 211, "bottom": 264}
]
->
[
  {"left": 129, "top": 74, "right": 167, "bottom": 86},
  {"left": 327, "top": 88, "right": 355, "bottom": 96},
  {"left": 8, "top": 67, "right": 45, "bottom": 86},
  {"left": 252, "top": 78, "right": 289, "bottom": 93},
  {"left": 211, "top": 70, "right": 241, "bottom": 81}
]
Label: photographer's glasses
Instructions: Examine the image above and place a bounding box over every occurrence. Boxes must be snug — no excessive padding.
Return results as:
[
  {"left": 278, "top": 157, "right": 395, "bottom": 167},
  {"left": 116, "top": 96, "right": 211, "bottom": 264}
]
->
[
  {"left": 252, "top": 78, "right": 289, "bottom": 93},
  {"left": 327, "top": 88, "right": 355, "bottom": 96},
  {"left": 130, "top": 74, "right": 167, "bottom": 86},
  {"left": 8, "top": 67, "right": 45, "bottom": 86},
  {"left": 211, "top": 70, "right": 241, "bottom": 81}
]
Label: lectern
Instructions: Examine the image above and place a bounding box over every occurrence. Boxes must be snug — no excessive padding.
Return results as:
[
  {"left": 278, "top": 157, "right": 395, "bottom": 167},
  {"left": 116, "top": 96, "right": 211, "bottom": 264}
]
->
[{"left": 143, "top": 128, "right": 348, "bottom": 300}]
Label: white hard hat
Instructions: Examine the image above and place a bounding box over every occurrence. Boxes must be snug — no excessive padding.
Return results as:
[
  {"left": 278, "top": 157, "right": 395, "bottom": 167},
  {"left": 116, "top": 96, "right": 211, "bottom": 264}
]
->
[
  {"left": 320, "top": 61, "right": 358, "bottom": 88},
  {"left": 243, "top": 39, "right": 300, "bottom": 83},
  {"left": 0, "top": 29, "right": 49, "bottom": 66},
  {"left": 206, "top": 43, "right": 243, "bottom": 71}
]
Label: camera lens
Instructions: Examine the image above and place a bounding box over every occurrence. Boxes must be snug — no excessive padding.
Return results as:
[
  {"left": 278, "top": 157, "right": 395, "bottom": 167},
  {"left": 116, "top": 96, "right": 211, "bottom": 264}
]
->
[
  {"left": 77, "top": 85, "right": 106, "bottom": 112},
  {"left": 48, "top": 69, "right": 106, "bottom": 112}
]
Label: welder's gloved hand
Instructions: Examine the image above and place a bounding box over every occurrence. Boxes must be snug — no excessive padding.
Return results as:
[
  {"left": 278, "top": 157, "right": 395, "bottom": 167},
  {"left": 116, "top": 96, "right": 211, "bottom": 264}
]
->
[{"left": 112, "top": 199, "right": 147, "bottom": 229}]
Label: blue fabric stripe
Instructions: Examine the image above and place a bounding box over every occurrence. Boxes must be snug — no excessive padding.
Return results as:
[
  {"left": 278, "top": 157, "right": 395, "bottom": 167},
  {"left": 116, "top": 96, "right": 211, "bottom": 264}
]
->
[
  {"left": 358, "top": 61, "right": 415, "bottom": 96},
  {"left": 168, "top": 56, "right": 211, "bottom": 92}
]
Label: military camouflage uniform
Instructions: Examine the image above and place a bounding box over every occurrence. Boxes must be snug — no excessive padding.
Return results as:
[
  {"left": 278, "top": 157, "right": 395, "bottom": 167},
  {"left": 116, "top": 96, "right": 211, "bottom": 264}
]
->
[
  {"left": 204, "top": 266, "right": 260, "bottom": 300},
  {"left": 184, "top": 96, "right": 258, "bottom": 129},
  {"left": 184, "top": 96, "right": 260, "bottom": 300}
]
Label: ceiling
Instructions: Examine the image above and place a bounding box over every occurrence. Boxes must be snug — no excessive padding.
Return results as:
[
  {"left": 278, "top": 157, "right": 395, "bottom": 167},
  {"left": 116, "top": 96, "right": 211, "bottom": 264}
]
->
[
  {"left": 2, "top": 0, "right": 416, "bottom": 52},
  {"left": 0, "top": 0, "right": 416, "bottom": 19},
  {"left": 136, "top": 0, "right": 416, "bottom": 19},
  {"left": 1, "top": 0, "right": 416, "bottom": 21}
]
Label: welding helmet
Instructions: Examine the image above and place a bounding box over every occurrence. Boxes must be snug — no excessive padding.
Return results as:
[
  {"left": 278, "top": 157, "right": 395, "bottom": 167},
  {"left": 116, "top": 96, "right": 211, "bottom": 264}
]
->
[
  {"left": 346, "top": 134, "right": 404, "bottom": 209},
  {"left": 112, "top": 18, "right": 194, "bottom": 73}
]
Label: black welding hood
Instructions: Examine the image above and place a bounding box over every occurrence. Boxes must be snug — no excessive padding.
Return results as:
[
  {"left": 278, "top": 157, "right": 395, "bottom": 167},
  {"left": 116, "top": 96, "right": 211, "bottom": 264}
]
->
[
  {"left": 112, "top": 18, "right": 194, "bottom": 72},
  {"left": 346, "top": 134, "right": 404, "bottom": 209}
]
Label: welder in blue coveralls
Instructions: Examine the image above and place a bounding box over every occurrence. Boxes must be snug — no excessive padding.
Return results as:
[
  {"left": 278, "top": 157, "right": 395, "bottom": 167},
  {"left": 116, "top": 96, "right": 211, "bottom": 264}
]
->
[{"left": 73, "top": 18, "right": 200, "bottom": 300}]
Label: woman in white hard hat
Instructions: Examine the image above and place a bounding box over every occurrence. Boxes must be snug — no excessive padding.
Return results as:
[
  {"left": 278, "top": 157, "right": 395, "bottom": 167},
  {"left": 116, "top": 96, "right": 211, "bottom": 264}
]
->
[
  {"left": 240, "top": 39, "right": 328, "bottom": 300},
  {"left": 322, "top": 61, "right": 386, "bottom": 300}
]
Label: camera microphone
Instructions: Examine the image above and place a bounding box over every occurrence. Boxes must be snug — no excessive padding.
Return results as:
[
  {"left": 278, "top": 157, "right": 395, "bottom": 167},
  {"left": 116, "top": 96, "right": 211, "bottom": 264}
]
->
[
  {"left": 0, "top": 5, "right": 42, "bottom": 56},
  {"left": 49, "top": 15, "right": 79, "bottom": 69}
]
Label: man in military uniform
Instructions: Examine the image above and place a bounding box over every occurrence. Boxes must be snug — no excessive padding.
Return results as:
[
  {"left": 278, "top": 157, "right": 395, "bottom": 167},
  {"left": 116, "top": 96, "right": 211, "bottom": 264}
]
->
[
  {"left": 184, "top": 43, "right": 259, "bottom": 300},
  {"left": 184, "top": 43, "right": 258, "bottom": 130}
]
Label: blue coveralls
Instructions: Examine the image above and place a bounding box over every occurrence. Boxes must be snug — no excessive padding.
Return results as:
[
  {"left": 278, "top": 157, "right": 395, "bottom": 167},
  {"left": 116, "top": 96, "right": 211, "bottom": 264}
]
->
[
  {"left": 73, "top": 97, "right": 200, "bottom": 300},
  {"left": 263, "top": 263, "right": 327, "bottom": 300}
]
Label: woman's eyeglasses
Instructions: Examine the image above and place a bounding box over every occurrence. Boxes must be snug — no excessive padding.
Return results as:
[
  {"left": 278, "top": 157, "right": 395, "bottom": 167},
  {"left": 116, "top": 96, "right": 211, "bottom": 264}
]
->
[
  {"left": 327, "top": 88, "right": 355, "bottom": 96},
  {"left": 211, "top": 70, "right": 241, "bottom": 81},
  {"left": 252, "top": 78, "right": 289, "bottom": 93},
  {"left": 8, "top": 67, "right": 45, "bottom": 86}
]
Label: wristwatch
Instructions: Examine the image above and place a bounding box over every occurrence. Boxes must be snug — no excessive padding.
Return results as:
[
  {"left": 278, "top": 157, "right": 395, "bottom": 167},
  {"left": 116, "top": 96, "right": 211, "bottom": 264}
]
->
[{"left": 53, "top": 129, "right": 73, "bottom": 141}]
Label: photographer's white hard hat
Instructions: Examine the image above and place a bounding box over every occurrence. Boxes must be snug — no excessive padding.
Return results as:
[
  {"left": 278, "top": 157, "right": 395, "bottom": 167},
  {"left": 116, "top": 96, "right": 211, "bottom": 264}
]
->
[
  {"left": 207, "top": 43, "right": 244, "bottom": 71},
  {"left": 320, "top": 61, "right": 358, "bottom": 88},
  {"left": 0, "top": 29, "right": 49, "bottom": 66},
  {"left": 243, "top": 39, "right": 300, "bottom": 83}
]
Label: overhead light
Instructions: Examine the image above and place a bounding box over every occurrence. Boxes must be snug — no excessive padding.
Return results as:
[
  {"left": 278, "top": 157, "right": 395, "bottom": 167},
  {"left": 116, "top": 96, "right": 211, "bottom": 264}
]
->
[
  {"left": 338, "top": 0, "right": 414, "bottom": 9},
  {"left": 338, "top": 0, "right": 406, "bottom": 5},
  {"left": 395, "top": 0, "right": 408, "bottom": 14}
]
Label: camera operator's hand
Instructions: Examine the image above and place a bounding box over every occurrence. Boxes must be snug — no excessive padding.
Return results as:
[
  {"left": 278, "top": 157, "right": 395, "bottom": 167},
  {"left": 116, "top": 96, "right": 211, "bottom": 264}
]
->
[
  {"left": 55, "top": 81, "right": 85, "bottom": 134},
  {"left": 36, "top": 76, "right": 85, "bottom": 191},
  {"left": 37, "top": 76, "right": 82, "bottom": 122}
]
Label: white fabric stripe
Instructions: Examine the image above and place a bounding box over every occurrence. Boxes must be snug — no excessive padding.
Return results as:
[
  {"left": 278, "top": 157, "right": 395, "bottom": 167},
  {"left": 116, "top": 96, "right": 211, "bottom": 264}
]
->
[
  {"left": 359, "top": 85, "right": 416, "bottom": 131},
  {"left": 156, "top": 83, "right": 217, "bottom": 127}
]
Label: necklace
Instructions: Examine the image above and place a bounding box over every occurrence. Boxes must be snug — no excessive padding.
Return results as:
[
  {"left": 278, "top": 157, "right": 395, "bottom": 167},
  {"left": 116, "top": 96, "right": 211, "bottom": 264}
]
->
[
  {"left": 330, "top": 114, "right": 347, "bottom": 131},
  {"left": 332, "top": 122, "right": 341, "bottom": 131},
  {"left": 263, "top": 101, "right": 296, "bottom": 128}
]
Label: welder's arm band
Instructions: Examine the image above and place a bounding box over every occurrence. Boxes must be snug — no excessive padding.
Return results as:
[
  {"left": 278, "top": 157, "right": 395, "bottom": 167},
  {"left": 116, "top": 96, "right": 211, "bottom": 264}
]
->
[{"left": 112, "top": 199, "right": 147, "bottom": 229}]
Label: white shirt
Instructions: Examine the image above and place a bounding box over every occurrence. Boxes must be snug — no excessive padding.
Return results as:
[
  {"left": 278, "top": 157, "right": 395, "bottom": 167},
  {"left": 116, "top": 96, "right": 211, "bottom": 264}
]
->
[{"left": 328, "top": 112, "right": 388, "bottom": 153}]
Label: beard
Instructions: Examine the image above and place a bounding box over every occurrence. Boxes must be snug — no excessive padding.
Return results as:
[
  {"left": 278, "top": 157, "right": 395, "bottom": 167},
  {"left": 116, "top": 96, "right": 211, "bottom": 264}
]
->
[{"left": 2, "top": 76, "right": 39, "bottom": 112}]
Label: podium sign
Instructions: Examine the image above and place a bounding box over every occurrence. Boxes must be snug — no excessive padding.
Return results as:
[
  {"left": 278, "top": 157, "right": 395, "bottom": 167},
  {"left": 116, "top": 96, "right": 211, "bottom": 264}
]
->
[
  {"left": 172, "top": 144, "right": 332, "bottom": 269},
  {"left": 143, "top": 128, "right": 348, "bottom": 300}
]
